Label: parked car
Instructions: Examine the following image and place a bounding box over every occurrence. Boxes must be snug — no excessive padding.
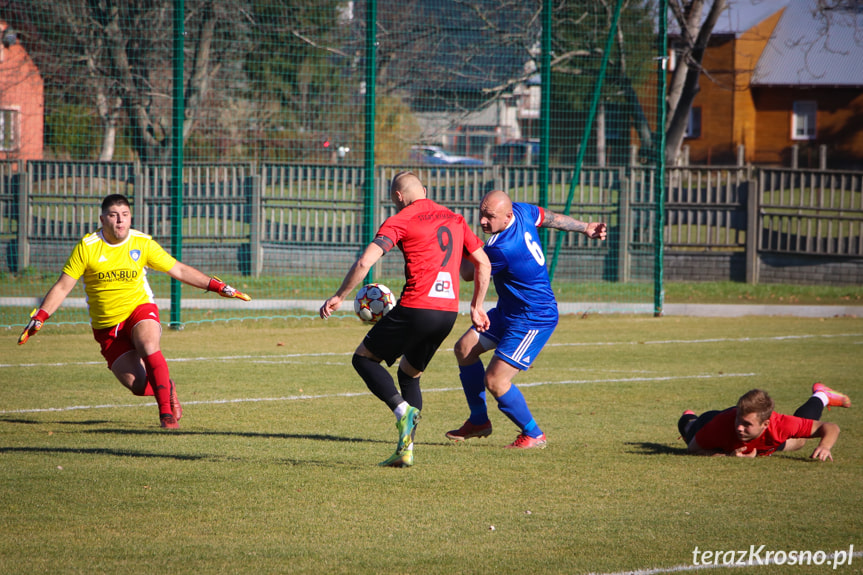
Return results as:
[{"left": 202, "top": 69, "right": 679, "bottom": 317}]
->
[
  {"left": 492, "top": 139, "right": 540, "bottom": 165},
  {"left": 410, "top": 145, "right": 484, "bottom": 166}
]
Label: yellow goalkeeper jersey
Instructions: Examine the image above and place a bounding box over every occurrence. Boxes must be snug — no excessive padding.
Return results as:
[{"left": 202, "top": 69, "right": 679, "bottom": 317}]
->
[{"left": 62, "top": 229, "right": 177, "bottom": 329}]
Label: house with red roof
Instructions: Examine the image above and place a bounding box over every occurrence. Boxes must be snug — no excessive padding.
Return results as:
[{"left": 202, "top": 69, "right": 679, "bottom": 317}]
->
[{"left": 0, "top": 21, "right": 44, "bottom": 162}]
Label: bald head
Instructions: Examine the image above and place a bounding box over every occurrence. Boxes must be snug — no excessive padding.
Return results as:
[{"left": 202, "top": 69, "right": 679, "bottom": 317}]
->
[
  {"left": 479, "top": 190, "right": 513, "bottom": 234},
  {"left": 390, "top": 171, "right": 427, "bottom": 210}
]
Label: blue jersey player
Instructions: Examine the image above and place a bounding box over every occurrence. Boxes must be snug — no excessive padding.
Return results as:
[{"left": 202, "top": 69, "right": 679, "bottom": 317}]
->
[{"left": 446, "top": 190, "right": 607, "bottom": 448}]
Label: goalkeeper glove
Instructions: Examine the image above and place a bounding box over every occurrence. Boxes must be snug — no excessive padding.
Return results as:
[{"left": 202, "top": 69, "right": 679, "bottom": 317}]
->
[
  {"left": 207, "top": 277, "right": 251, "bottom": 301},
  {"left": 18, "top": 308, "right": 50, "bottom": 345}
]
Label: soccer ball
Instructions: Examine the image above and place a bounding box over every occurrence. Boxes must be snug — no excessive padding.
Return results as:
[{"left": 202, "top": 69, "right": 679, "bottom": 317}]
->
[{"left": 354, "top": 283, "right": 396, "bottom": 323}]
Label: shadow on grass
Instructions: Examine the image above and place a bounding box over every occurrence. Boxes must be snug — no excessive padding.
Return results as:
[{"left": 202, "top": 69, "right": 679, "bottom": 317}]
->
[
  {"left": 0, "top": 417, "right": 48, "bottom": 425},
  {"left": 625, "top": 441, "right": 689, "bottom": 456},
  {"left": 0, "top": 417, "right": 112, "bottom": 425},
  {"left": 0, "top": 445, "right": 207, "bottom": 460},
  {"left": 1, "top": 418, "right": 386, "bottom": 445},
  {"left": 88, "top": 428, "right": 389, "bottom": 445},
  {"left": 0, "top": 443, "right": 375, "bottom": 468}
]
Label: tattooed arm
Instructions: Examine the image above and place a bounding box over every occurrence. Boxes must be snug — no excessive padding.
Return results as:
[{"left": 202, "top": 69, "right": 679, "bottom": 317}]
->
[{"left": 540, "top": 209, "right": 608, "bottom": 240}]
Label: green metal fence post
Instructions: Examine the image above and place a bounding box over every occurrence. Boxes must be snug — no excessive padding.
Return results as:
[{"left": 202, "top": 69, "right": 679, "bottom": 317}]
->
[
  {"left": 654, "top": 0, "right": 668, "bottom": 317},
  {"left": 169, "top": 0, "right": 184, "bottom": 329},
  {"left": 539, "top": 0, "right": 551, "bottom": 250},
  {"left": 249, "top": 174, "right": 263, "bottom": 278},
  {"left": 16, "top": 160, "right": 30, "bottom": 272},
  {"left": 362, "top": 0, "right": 377, "bottom": 286},
  {"left": 548, "top": 0, "right": 624, "bottom": 282}
]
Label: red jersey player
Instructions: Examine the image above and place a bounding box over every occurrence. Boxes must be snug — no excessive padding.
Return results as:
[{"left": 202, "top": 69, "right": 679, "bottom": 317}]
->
[
  {"left": 678, "top": 385, "right": 850, "bottom": 460},
  {"left": 320, "top": 171, "right": 491, "bottom": 467}
]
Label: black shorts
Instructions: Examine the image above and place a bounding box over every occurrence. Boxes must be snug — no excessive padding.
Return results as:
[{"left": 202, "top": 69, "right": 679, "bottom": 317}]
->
[
  {"left": 684, "top": 408, "right": 728, "bottom": 444},
  {"left": 363, "top": 305, "right": 458, "bottom": 370}
]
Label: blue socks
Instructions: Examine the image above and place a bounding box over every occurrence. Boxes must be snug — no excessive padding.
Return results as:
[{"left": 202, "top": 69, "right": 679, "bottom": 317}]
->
[
  {"left": 459, "top": 361, "right": 489, "bottom": 424},
  {"left": 459, "top": 361, "right": 542, "bottom": 438},
  {"left": 497, "top": 385, "right": 542, "bottom": 438}
]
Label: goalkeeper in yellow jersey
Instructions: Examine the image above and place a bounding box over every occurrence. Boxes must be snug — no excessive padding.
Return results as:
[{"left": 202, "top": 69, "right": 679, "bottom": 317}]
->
[{"left": 18, "top": 194, "right": 251, "bottom": 429}]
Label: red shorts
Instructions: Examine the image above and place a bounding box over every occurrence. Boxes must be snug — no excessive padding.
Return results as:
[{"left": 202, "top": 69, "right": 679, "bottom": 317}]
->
[{"left": 92, "top": 303, "right": 162, "bottom": 369}]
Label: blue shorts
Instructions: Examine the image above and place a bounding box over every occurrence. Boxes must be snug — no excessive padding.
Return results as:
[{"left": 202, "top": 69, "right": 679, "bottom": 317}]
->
[{"left": 476, "top": 307, "right": 558, "bottom": 370}]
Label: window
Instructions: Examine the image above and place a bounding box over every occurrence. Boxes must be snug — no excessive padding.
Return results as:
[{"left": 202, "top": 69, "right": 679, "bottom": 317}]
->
[
  {"left": 0, "top": 108, "right": 19, "bottom": 151},
  {"left": 792, "top": 101, "right": 816, "bottom": 140},
  {"left": 684, "top": 107, "right": 702, "bottom": 139}
]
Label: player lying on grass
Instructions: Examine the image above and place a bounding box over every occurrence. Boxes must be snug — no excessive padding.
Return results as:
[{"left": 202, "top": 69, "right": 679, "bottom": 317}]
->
[
  {"left": 678, "top": 384, "right": 850, "bottom": 460},
  {"left": 446, "top": 189, "right": 607, "bottom": 449},
  {"left": 18, "top": 193, "right": 251, "bottom": 429}
]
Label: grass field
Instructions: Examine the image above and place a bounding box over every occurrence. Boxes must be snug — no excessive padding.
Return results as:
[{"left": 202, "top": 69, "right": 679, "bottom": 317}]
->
[
  {"left": 3, "top": 274, "right": 862, "bottom": 330},
  {"left": 1, "top": 314, "right": 862, "bottom": 574}
]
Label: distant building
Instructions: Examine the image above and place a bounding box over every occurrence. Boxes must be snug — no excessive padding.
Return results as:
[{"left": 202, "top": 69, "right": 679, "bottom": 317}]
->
[
  {"left": 0, "top": 20, "right": 44, "bottom": 162},
  {"left": 674, "top": 1, "right": 863, "bottom": 168},
  {"left": 405, "top": 1, "right": 537, "bottom": 161},
  {"left": 414, "top": 95, "right": 526, "bottom": 161}
]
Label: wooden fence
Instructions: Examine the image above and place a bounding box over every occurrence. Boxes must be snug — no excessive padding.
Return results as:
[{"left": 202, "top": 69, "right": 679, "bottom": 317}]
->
[
  {"left": 758, "top": 168, "right": 863, "bottom": 256},
  {"left": 1, "top": 160, "right": 861, "bottom": 284},
  {"left": 665, "top": 166, "right": 749, "bottom": 251}
]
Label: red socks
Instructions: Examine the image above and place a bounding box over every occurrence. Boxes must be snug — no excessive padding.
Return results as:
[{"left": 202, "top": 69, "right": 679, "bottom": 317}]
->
[
  {"left": 132, "top": 384, "right": 155, "bottom": 397},
  {"left": 143, "top": 351, "right": 172, "bottom": 415}
]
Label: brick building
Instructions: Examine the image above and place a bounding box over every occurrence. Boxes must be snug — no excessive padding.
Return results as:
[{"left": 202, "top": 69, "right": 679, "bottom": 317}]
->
[{"left": 0, "top": 21, "right": 44, "bottom": 162}]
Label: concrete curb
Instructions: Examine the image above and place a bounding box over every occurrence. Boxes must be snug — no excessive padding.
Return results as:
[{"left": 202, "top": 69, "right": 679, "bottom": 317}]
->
[{"left": 3, "top": 297, "right": 861, "bottom": 319}]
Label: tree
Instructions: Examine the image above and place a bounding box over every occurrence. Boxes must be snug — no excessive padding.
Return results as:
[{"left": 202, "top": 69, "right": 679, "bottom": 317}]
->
[
  {"left": 243, "top": 0, "right": 361, "bottom": 162},
  {"left": 550, "top": 0, "right": 658, "bottom": 166},
  {"left": 3, "top": 0, "right": 249, "bottom": 163},
  {"left": 665, "top": 0, "right": 727, "bottom": 165}
]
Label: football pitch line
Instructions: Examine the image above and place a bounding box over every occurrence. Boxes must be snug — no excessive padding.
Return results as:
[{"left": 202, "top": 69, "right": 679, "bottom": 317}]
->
[
  {"left": 3, "top": 331, "right": 857, "bottom": 414},
  {"left": 545, "top": 332, "right": 863, "bottom": 348},
  {"left": 588, "top": 550, "right": 863, "bottom": 575},
  {"left": 2, "top": 332, "right": 861, "bottom": 371},
  {"left": 0, "top": 351, "right": 352, "bottom": 369},
  {"left": 0, "top": 372, "right": 756, "bottom": 415}
]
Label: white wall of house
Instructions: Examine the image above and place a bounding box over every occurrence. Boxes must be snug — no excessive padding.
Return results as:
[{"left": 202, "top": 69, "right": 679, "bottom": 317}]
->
[{"left": 413, "top": 83, "right": 540, "bottom": 157}]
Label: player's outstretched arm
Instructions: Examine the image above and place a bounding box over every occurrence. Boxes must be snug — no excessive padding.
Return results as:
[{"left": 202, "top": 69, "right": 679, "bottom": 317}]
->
[
  {"left": 686, "top": 437, "right": 728, "bottom": 457},
  {"left": 18, "top": 308, "right": 49, "bottom": 345},
  {"left": 732, "top": 446, "right": 758, "bottom": 458},
  {"left": 207, "top": 277, "right": 251, "bottom": 301},
  {"left": 541, "top": 210, "right": 607, "bottom": 240},
  {"left": 465, "top": 247, "right": 490, "bottom": 332},
  {"left": 166, "top": 262, "right": 251, "bottom": 301},
  {"left": 584, "top": 222, "right": 607, "bottom": 240},
  {"left": 18, "top": 273, "right": 78, "bottom": 344},
  {"left": 459, "top": 257, "right": 475, "bottom": 282},
  {"left": 809, "top": 421, "right": 840, "bottom": 461},
  {"left": 320, "top": 242, "right": 384, "bottom": 319}
]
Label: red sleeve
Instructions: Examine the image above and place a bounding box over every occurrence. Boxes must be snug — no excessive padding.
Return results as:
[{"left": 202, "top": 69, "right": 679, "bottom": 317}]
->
[
  {"left": 771, "top": 413, "right": 815, "bottom": 441},
  {"left": 375, "top": 214, "right": 405, "bottom": 253},
  {"left": 535, "top": 206, "right": 545, "bottom": 227}
]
